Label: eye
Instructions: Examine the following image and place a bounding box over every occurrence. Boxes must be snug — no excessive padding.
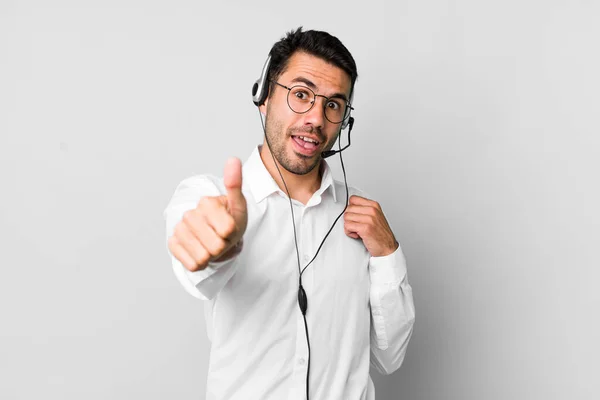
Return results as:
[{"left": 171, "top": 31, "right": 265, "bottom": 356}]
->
[
  {"left": 327, "top": 100, "right": 341, "bottom": 110},
  {"left": 294, "top": 89, "right": 311, "bottom": 101}
]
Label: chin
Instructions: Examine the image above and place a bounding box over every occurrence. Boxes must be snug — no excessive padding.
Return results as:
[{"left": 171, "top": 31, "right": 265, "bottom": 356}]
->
[{"left": 284, "top": 155, "right": 320, "bottom": 175}]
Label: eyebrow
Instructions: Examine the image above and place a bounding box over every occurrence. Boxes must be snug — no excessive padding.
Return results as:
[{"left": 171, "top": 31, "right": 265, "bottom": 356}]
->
[{"left": 290, "top": 76, "right": 349, "bottom": 102}]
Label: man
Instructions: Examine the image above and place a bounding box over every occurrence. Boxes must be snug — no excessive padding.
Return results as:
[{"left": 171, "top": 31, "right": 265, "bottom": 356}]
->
[{"left": 164, "top": 27, "right": 415, "bottom": 400}]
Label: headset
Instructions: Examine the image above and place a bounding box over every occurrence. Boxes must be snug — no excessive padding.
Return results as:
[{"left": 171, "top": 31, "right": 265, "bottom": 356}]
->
[{"left": 251, "top": 52, "right": 355, "bottom": 400}]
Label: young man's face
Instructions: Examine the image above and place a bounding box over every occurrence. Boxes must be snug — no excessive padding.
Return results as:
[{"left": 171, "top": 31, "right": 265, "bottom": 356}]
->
[{"left": 261, "top": 51, "right": 352, "bottom": 175}]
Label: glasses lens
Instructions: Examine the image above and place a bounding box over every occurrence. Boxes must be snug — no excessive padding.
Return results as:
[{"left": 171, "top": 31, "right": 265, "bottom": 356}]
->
[
  {"left": 324, "top": 99, "right": 349, "bottom": 124},
  {"left": 287, "top": 86, "right": 314, "bottom": 113}
]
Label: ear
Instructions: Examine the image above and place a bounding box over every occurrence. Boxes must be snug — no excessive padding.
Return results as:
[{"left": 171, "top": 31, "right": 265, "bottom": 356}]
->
[{"left": 259, "top": 100, "right": 268, "bottom": 116}]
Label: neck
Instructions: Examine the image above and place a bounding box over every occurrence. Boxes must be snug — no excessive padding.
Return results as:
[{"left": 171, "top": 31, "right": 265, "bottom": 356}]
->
[{"left": 259, "top": 144, "right": 323, "bottom": 204}]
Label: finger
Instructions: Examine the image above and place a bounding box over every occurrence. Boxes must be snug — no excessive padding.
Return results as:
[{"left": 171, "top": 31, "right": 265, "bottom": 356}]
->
[
  {"left": 168, "top": 235, "right": 206, "bottom": 272},
  {"left": 206, "top": 198, "right": 239, "bottom": 239},
  {"left": 174, "top": 221, "right": 211, "bottom": 268},
  {"left": 192, "top": 198, "right": 238, "bottom": 239},
  {"left": 349, "top": 195, "right": 380, "bottom": 209},
  {"left": 349, "top": 195, "right": 370, "bottom": 205},
  {"left": 191, "top": 215, "right": 233, "bottom": 258},
  {"left": 343, "top": 223, "right": 361, "bottom": 239},
  {"left": 223, "top": 158, "right": 246, "bottom": 216},
  {"left": 345, "top": 204, "right": 378, "bottom": 215},
  {"left": 344, "top": 211, "right": 373, "bottom": 224},
  {"left": 344, "top": 220, "right": 364, "bottom": 237}
]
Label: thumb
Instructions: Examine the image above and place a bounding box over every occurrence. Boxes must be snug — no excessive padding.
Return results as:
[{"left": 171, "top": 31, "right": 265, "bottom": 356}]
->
[{"left": 223, "top": 157, "right": 246, "bottom": 217}]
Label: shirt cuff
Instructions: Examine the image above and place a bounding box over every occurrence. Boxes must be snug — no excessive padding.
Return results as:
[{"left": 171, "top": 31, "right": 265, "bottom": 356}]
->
[
  {"left": 183, "top": 258, "right": 230, "bottom": 286},
  {"left": 369, "top": 245, "right": 407, "bottom": 285}
]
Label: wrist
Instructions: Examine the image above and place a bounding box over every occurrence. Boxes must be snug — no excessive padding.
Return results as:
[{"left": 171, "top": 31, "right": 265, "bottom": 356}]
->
[{"left": 374, "top": 240, "right": 398, "bottom": 258}]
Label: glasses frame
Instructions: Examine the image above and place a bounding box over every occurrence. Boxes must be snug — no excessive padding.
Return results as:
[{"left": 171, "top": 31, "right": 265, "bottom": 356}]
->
[{"left": 270, "top": 80, "right": 354, "bottom": 124}]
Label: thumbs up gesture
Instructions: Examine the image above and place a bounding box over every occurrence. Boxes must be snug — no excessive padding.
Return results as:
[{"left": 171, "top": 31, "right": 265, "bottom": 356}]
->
[{"left": 168, "top": 158, "right": 248, "bottom": 272}]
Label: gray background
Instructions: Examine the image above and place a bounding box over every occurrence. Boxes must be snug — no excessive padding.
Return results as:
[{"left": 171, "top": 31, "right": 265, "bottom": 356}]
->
[{"left": 1, "top": 0, "right": 598, "bottom": 399}]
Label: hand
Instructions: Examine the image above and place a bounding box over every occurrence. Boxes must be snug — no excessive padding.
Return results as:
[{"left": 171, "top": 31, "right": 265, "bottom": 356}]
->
[
  {"left": 168, "top": 158, "right": 248, "bottom": 271},
  {"left": 343, "top": 195, "right": 398, "bottom": 257}
]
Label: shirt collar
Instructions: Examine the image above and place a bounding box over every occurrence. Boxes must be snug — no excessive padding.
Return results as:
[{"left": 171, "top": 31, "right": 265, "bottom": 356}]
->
[{"left": 243, "top": 145, "right": 338, "bottom": 204}]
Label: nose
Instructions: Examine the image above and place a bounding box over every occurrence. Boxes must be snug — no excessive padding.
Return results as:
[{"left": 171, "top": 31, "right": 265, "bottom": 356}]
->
[{"left": 302, "top": 96, "right": 327, "bottom": 128}]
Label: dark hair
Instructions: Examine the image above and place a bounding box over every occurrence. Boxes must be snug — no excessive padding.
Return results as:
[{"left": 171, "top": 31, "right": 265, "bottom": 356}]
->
[{"left": 267, "top": 27, "right": 358, "bottom": 99}]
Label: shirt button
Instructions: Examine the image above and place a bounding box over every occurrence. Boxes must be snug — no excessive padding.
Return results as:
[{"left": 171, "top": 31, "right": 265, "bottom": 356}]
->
[
  {"left": 303, "top": 254, "right": 310, "bottom": 262},
  {"left": 298, "top": 358, "right": 306, "bottom": 365}
]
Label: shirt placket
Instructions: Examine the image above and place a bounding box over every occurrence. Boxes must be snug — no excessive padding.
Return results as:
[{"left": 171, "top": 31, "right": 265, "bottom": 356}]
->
[{"left": 289, "top": 201, "right": 313, "bottom": 400}]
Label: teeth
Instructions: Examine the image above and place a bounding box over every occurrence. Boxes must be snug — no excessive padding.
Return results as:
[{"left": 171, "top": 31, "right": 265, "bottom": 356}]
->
[{"left": 298, "top": 136, "right": 318, "bottom": 144}]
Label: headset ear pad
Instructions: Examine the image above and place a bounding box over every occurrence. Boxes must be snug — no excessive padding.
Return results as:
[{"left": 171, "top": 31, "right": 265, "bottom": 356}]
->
[
  {"left": 341, "top": 117, "right": 349, "bottom": 130},
  {"left": 341, "top": 91, "right": 354, "bottom": 129},
  {"left": 252, "top": 55, "right": 272, "bottom": 106}
]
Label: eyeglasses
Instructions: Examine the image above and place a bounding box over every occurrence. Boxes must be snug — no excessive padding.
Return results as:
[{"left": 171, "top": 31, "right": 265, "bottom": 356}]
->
[{"left": 270, "top": 80, "right": 354, "bottom": 124}]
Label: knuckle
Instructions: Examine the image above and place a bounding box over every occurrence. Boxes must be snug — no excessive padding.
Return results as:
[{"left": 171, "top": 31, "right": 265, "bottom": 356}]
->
[
  {"left": 190, "top": 261, "right": 206, "bottom": 272},
  {"left": 215, "top": 216, "right": 235, "bottom": 238},
  {"left": 190, "top": 252, "right": 209, "bottom": 271},
  {"left": 223, "top": 217, "right": 236, "bottom": 237},
  {"left": 212, "top": 239, "right": 228, "bottom": 256},
  {"left": 182, "top": 210, "right": 194, "bottom": 224},
  {"left": 173, "top": 221, "right": 186, "bottom": 237},
  {"left": 197, "top": 196, "right": 213, "bottom": 210},
  {"left": 205, "top": 234, "right": 226, "bottom": 255},
  {"left": 185, "top": 260, "right": 200, "bottom": 272},
  {"left": 171, "top": 246, "right": 199, "bottom": 272},
  {"left": 167, "top": 235, "right": 178, "bottom": 251},
  {"left": 197, "top": 251, "right": 211, "bottom": 268}
]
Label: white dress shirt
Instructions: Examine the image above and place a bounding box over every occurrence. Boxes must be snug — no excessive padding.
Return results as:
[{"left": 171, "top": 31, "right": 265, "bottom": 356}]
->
[{"left": 163, "top": 145, "right": 415, "bottom": 400}]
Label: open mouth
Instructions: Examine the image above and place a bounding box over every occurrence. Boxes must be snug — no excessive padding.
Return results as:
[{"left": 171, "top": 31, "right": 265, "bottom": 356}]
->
[{"left": 291, "top": 135, "right": 320, "bottom": 154}]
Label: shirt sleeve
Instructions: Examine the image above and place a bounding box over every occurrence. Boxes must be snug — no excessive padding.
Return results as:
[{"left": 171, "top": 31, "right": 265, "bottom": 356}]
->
[
  {"left": 163, "top": 175, "right": 242, "bottom": 301},
  {"left": 369, "top": 243, "right": 416, "bottom": 375}
]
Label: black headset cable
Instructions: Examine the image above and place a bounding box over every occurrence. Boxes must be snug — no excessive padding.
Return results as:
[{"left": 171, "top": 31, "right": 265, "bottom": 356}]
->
[{"left": 258, "top": 109, "right": 351, "bottom": 400}]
